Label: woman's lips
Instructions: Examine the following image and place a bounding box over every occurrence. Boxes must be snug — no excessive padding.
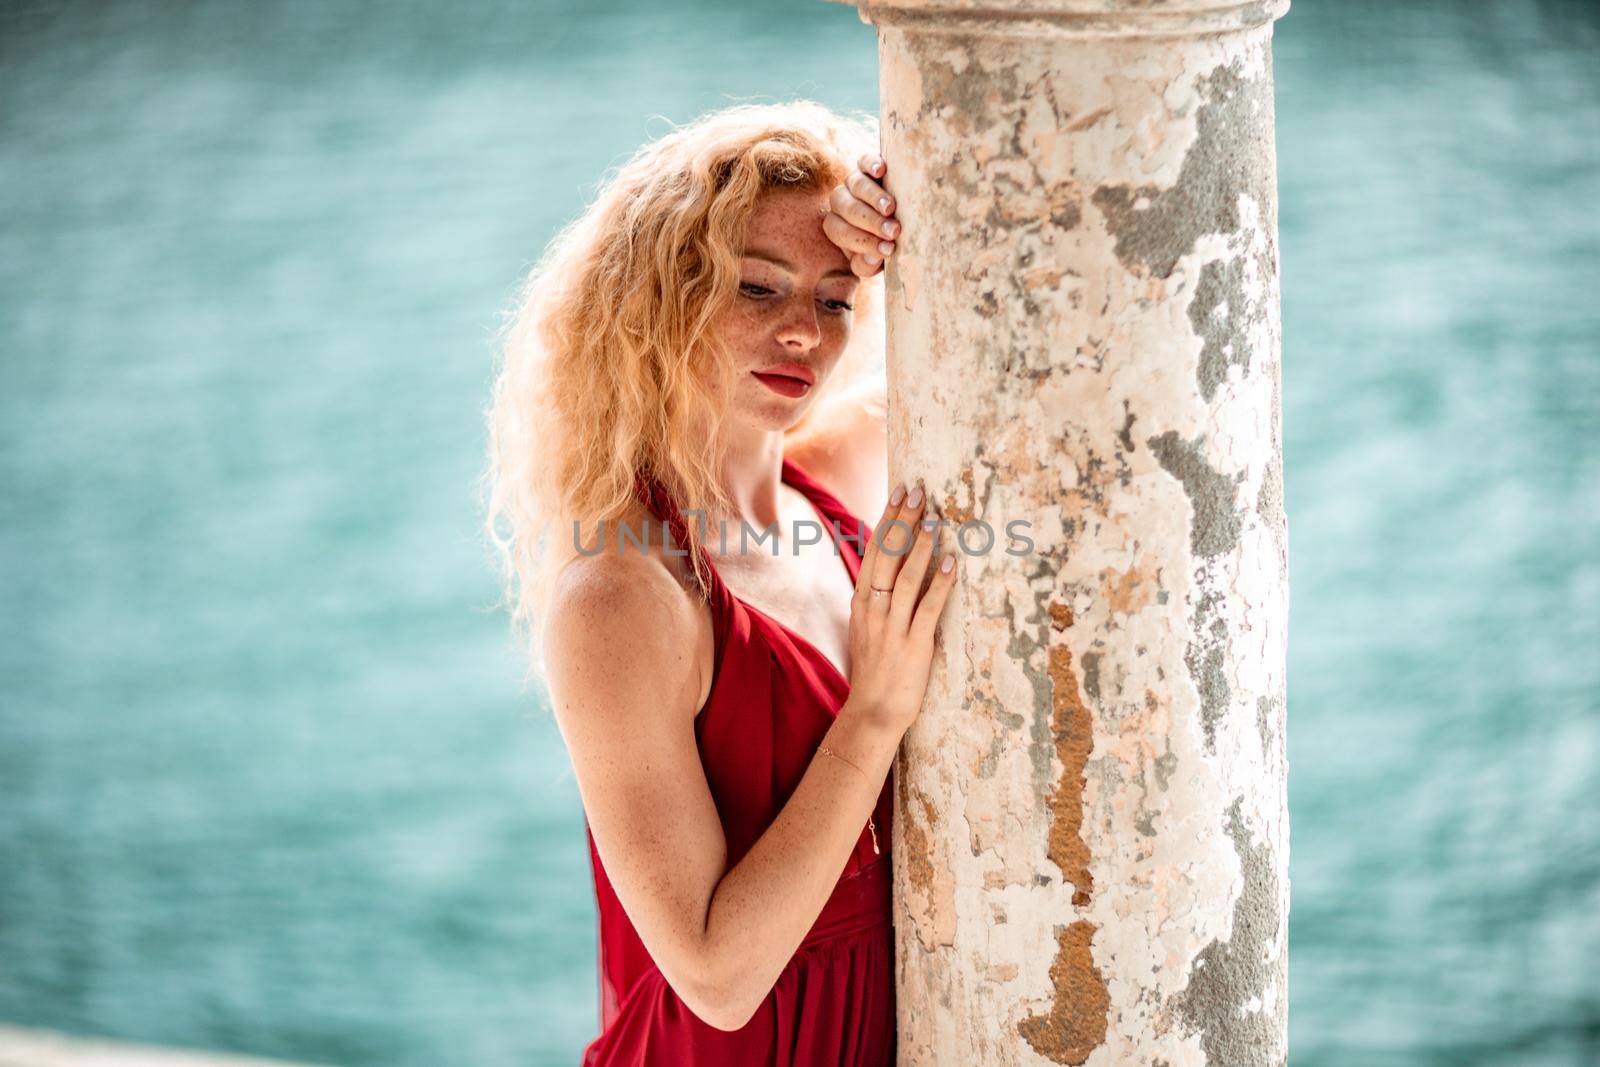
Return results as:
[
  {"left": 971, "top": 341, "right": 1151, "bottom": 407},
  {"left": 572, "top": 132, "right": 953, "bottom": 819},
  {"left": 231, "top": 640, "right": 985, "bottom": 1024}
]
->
[{"left": 752, "top": 371, "right": 812, "bottom": 398}]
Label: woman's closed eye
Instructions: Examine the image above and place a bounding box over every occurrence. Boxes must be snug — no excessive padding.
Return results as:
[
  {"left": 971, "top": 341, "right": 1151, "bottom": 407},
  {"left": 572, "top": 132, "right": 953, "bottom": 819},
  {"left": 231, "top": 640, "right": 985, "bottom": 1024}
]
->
[{"left": 739, "top": 282, "right": 853, "bottom": 314}]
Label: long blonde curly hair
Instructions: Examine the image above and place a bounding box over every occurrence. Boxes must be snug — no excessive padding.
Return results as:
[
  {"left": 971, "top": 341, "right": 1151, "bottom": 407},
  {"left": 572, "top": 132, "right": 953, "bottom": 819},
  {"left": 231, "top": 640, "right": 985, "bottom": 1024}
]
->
[{"left": 483, "top": 100, "right": 882, "bottom": 683}]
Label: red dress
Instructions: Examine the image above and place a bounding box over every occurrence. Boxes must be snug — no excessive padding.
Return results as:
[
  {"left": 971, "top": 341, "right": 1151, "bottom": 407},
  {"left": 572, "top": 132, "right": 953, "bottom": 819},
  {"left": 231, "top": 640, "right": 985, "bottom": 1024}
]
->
[{"left": 580, "top": 456, "right": 896, "bottom": 1067}]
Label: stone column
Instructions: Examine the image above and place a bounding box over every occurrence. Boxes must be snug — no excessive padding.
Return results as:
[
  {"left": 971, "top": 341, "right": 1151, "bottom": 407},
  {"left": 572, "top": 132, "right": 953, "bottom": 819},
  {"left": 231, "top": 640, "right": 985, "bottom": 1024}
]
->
[{"left": 828, "top": 1, "right": 1292, "bottom": 1064}]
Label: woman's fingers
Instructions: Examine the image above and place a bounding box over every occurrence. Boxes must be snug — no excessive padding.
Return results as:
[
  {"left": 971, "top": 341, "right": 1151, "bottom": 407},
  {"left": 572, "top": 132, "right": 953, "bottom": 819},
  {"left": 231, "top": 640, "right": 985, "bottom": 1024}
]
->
[
  {"left": 889, "top": 513, "right": 939, "bottom": 632},
  {"left": 868, "top": 482, "right": 925, "bottom": 596},
  {"left": 846, "top": 168, "right": 895, "bottom": 218},
  {"left": 909, "top": 545, "right": 959, "bottom": 645},
  {"left": 830, "top": 181, "right": 897, "bottom": 242},
  {"left": 824, "top": 163, "right": 900, "bottom": 270},
  {"left": 853, "top": 487, "right": 899, "bottom": 609},
  {"left": 822, "top": 208, "right": 884, "bottom": 261},
  {"left": 849, "top": 251, "right": 883, "bottom": 279},
  {"left": 858, "top": 152, "right": 889, "bottom": 183},
  {"left": 856, "top": 483, "right": 912, "bottom": 612},
  {"left": 824, "top": 188, "right": 898, "bottom": 270}
]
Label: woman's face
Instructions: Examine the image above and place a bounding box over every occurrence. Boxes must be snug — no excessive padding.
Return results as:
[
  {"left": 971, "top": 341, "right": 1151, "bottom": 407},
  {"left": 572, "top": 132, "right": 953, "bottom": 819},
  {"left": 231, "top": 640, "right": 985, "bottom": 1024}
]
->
[{"left": 711, "top": 184, "right": 860, "bottom": 432}]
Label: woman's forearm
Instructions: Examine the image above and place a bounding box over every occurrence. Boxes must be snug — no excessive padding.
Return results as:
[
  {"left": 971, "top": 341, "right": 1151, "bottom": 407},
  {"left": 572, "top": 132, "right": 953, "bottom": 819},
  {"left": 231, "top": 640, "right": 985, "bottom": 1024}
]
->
[{"left": 696, "top": 697, "right": 900, "bottom": 1028}]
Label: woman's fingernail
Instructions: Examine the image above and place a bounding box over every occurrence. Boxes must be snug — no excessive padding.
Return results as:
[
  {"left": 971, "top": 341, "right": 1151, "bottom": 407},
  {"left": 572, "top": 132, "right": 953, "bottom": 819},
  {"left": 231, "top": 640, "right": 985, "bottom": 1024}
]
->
[
  {"left": 907, "top": 485, "right": 923, "bottom": 507},
  {"left": 878, "top": 196, "right": 891, "bottom": 212},
  {"left": 864, "top": 253, "right": 881, "bottom": 266},
  {"left": 890, "top": 483, "right": 906, "bottom": 506},
  {"left": 941, "top": 554, "right": 955, "bottom": 573},
  {"left": 881, "top": 220, "right": 897, "bottom": 237},
  {"left": 878, "top": 240, "right": 895, "bottom": 256}
]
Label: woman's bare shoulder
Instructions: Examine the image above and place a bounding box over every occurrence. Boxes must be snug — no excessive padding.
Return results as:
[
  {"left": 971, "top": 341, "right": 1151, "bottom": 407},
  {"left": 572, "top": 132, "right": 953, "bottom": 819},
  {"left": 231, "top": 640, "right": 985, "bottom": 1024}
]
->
[{"left": 542, "top": 511, "right": 713, "bottom": 728}]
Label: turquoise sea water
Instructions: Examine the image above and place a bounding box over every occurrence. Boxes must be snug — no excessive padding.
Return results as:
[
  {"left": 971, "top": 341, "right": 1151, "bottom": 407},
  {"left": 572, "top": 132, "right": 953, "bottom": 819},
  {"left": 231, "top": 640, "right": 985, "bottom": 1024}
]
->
[{"left": 2, "top": 1, "right": 1596, "bottom": 1064}]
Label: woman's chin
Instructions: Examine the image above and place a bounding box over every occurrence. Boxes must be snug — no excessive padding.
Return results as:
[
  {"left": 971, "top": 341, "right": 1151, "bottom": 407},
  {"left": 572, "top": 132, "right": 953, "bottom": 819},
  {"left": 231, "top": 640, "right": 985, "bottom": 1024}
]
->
[{"left": 732, "top": 396, "right": 814, "bottom": 435}]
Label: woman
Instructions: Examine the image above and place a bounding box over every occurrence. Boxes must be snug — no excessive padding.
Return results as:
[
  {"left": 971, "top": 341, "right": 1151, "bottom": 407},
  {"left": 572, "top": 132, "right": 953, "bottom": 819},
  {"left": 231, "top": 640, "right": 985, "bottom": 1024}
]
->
[{"left": 485, "top": 100, "right": 959, "bottom": 1066}]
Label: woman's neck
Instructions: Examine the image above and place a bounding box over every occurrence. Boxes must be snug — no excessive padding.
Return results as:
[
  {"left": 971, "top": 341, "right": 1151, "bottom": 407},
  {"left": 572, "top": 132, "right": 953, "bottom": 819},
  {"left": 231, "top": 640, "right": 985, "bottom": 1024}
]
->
[{"left": 714, "top": 426, "right": 789, "bottom": 533}]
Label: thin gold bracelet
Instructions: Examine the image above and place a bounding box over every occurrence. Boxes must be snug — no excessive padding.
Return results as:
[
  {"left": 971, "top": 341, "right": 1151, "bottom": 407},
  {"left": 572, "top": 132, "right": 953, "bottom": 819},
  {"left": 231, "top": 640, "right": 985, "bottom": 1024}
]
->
[
  {"left": 817, "top": 744, "right": 881, "bottom": 855},
  {"left": 816, "top": 743, "right": 868, "bottom": 782}
]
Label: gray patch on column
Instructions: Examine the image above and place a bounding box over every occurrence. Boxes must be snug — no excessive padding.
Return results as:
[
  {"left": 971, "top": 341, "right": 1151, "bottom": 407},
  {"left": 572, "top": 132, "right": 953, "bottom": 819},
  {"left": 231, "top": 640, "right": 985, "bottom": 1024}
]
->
[
  {"left": 1190, "top": 255, "right": 1251, "bottom": 403},
  {"left": 1170, "top": 795, "right": 1286, "bottom": 1067},
  {"left": 1147, "top": 430, "right": 1240, "bottom": 560},
  {"left": 1090, "top": 59, "right": 1277, "bottom": 281}
]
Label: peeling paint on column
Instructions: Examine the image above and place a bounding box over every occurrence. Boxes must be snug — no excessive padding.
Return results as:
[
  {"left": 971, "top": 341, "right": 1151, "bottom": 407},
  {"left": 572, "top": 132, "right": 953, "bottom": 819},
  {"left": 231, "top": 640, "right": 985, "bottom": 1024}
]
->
[
  {"left": 1045, "top": 637, "right": 1096, "bottom": 907},
  {"left": 1169, "top": 797, "right": 1288, "bottom": 1067},
  {"left": 1184, "top": 588, "right": 1231, "bottom": 754},
  {"left": 1189, "top": 255, "right": 1252, "bottom": 403},
  {"left": 1256, "top": 692, "right": 1281, "bottom": 759},
  {"left": 1017, "top": 920, "right": 1112, "bottom": 1064},
  {"left": 1012, "top": 630, "right": 1113, "bottom": 1062},
  {"left": 832, "top": 1, "right": 1292, "bottom": 1062},
  {"left": 898, "top": 765, "right": 959, "bottom": 952},
  {"left": 1089, "top": 60, "right": 1278, "bottom": 283},
  {"left": 1146, "top": 430, "right": 1242, "bottom": 561},
  {"left": 1079, "top": 650, "right": 1101, "bottom": 702}
]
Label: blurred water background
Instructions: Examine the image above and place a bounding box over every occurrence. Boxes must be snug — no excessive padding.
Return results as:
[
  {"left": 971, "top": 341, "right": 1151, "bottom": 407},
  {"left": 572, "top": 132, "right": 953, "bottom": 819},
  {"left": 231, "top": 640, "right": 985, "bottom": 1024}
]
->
[{"left": 1, "top": 0, "right": 1596, "bottom": 1064}]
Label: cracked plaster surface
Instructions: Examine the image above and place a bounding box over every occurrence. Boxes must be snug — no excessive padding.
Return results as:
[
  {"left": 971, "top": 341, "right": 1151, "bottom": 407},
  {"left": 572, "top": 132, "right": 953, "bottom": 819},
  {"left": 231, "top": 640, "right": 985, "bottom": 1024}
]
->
[{"left": 845, "top": 3, "right": 1291, "bottom": 1063}]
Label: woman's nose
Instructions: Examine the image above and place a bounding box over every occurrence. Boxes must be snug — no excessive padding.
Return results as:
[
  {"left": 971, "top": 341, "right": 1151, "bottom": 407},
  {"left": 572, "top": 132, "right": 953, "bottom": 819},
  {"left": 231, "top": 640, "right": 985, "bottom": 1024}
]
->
[{"left": 775, "top": 299, "right": 821, "bottom": 350}]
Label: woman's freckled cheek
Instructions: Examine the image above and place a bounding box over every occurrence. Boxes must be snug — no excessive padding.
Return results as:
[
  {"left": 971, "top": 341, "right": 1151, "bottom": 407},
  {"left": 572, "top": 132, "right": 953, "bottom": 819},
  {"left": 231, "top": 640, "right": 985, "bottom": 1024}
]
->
[{"left": 733, "top": 306, "right": 768, "bottom": 335}]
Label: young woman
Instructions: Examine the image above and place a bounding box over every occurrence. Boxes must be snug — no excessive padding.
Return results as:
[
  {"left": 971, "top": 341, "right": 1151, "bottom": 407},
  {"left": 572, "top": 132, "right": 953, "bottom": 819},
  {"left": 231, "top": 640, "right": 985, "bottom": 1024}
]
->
[{"left": 485, "top": 101, "right": 959, "bottom": 1066}]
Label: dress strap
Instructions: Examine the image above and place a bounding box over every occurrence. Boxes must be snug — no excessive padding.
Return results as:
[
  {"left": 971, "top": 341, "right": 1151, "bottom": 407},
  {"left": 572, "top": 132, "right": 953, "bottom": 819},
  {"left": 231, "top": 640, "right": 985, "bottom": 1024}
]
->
[
  {"left": 631, "top": 459, "right": 871, "bottom": 590},
  {"left": 780, "top": 457, "right": 872, "bottom": 584},
  {"left": 630, "top": 465, "right": 725, "bottom": 599}
]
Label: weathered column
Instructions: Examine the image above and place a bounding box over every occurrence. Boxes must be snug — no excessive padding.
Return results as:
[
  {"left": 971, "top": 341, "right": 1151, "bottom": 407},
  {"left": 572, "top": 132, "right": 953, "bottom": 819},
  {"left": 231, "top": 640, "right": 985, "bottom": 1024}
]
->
[{"left": 829, "top": 1, "right": 1292, "bottom": 1063}]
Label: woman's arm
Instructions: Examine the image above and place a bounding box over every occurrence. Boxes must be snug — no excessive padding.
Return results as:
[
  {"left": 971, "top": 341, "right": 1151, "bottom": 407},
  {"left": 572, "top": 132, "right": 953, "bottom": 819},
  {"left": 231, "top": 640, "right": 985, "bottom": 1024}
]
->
[{"left": 542, "top": 547, "right": 902, "bottom": 1031}]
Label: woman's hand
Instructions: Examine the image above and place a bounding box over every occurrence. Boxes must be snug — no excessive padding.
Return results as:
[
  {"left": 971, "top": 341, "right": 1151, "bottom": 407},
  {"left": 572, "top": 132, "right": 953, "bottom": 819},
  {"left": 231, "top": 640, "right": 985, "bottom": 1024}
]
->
[
  {"left": 824, "top": 153, "right": 899, "bottom": 279},
  {"left": 843, "top": 481, "right": 959, "bottom": 737}
]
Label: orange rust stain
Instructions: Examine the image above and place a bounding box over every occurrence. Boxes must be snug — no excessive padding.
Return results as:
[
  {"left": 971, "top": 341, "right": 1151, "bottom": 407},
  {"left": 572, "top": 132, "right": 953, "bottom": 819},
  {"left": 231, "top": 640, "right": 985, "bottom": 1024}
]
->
[
  {"left": 1021, "top": 612, "right": 1110, "bottom": 1063},
  {"left": 1101, "top": 562, "right": 1153, "bottom": 615},
  {"left": 940, "top": 468, "right": 979, "bottom": 526},
  {"left": 1045, "top": 634, "right": 1094, "bottom": 907},
  {"left": 1023, "top": 265, "right": 1065, "bottom": 290},
  {"left": 896, "top": 765, "right": 935, "bottom": 895},
  {"left": 1017, "top": 920, "right": 1112, "bottom": 1064}
]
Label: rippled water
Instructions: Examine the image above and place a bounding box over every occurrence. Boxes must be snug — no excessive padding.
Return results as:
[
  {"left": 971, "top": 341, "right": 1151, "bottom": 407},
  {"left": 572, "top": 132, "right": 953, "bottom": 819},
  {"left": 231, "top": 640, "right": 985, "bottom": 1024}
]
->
[{"left": 2, "top": 1, "right": 1595, "bottom": 1064}]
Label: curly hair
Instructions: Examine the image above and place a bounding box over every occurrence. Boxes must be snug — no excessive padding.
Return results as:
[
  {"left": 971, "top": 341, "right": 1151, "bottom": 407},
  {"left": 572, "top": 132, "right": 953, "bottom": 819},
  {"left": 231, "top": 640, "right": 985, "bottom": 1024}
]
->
[{"left": 483, "top": 100, "right": 882, "bottom": 683}]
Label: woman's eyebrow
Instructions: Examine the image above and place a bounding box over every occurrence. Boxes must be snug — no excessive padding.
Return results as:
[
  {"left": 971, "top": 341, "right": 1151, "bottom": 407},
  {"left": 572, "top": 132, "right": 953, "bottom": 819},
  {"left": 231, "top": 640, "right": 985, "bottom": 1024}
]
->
[{"left": 742, "top": 250, "right": 855, "bottom": 280}]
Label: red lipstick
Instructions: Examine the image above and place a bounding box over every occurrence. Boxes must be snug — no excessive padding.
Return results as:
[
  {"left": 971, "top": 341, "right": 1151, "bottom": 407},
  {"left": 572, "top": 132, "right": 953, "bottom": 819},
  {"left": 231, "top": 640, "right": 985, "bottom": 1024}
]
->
[{"left": 752, "top": 362, "right": 815, "bottom": 398}]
